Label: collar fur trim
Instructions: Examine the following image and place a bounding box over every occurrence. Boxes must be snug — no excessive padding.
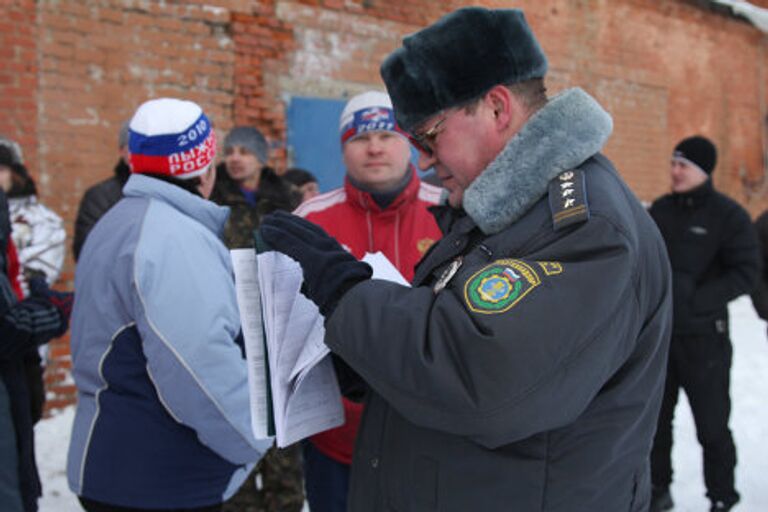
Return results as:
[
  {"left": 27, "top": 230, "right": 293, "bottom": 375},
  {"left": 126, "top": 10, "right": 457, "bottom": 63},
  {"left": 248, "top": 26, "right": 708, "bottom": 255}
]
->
[{"left": 463, "top": 88, "right": 612, "bottom": 234}]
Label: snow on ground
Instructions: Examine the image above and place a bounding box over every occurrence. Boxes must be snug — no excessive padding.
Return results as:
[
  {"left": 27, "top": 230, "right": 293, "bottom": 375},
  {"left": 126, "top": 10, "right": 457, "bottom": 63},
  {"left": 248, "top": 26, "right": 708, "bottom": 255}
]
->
[{"left": 36, "top": 297, "right": 768, "bottom": 511}]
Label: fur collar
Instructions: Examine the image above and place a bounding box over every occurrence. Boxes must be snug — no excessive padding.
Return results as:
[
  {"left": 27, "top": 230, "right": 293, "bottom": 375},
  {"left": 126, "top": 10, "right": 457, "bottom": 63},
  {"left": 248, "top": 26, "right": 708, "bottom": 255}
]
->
[{"left": 463, "top": 87, "right": 613, "bottom": 234}]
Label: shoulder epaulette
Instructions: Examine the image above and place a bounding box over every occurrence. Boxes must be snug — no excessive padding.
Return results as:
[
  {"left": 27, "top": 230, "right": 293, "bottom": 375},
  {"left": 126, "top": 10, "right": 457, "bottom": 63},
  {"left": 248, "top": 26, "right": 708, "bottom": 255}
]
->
[{"left": 548, "top": 169, "right": 589, "bottom": 231}]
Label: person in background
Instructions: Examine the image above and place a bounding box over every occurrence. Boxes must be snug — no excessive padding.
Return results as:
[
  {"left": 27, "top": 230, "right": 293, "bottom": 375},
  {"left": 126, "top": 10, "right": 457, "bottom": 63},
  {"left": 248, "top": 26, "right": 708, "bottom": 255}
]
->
[
  {"left": 210, "top": 126, "right": 297, "bottom": 249},
  {"left": 750, "top": 209, "right": 768, "bottom": 329},
  {"left": 259, "top": 7, "right": 672, "bottom": 511},
  {"left": 293, "top": 90, "right": 442, "bottom": 512},
  {"left": 72, "top": 121, "right": 131, "bottom": 261},
  {"left": 0, "top": 139, "right": 66, "bottom": 437},
  {"left": 283, "top": 167, "right": 320, "bottom": 204},
  {"left": 0, "top": 140, "right": 24, "bottom": 299},
  {"left": 0, "top": 139, "right": 65, "bottom": 297},
  {"left": 67, "top": 98, "right": 271, "bottom": 512},
  {"left": 1, "top": 186, "right": 72, "bottom": 512},
  {"left": 649, "top": 135, "right": 759, "bottom": 512}
]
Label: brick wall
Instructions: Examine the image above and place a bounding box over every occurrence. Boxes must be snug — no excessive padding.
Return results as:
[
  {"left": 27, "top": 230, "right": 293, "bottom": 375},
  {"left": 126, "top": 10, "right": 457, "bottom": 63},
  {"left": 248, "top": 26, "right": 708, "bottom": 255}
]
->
[
  {"left": 0, "top": 0, "right": 765, "bottom": 412},
  {"left": 0, "top": 0, "right": 38, "bottom": 172}
]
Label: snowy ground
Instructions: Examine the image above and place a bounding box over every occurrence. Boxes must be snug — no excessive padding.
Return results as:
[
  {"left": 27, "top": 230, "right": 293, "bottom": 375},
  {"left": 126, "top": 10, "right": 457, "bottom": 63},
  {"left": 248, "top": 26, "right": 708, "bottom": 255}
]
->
[{"left": 35, "top": 296, "right": 768, "bottom": 511}]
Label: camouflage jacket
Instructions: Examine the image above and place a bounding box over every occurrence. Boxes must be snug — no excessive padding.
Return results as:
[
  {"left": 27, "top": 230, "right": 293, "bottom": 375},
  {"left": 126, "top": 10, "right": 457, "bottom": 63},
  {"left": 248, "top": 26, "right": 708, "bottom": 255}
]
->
[{"left": 210, "top": 164, "right": 299, "bottom": 249}]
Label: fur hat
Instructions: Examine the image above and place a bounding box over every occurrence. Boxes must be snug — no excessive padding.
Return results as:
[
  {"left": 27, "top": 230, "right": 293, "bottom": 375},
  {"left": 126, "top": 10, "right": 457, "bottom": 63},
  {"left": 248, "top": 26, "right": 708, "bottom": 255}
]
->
[
  {"left": 128, "top": 98, "right": 216, "bottom": 180},
  {"left": 673, "top": 135, "right": 717, "bottom": 176},
  {"left": 338, "top": 91, "right": 404, "bottom": 144},
  {"left": 380, "top": 7, "right": 548, "bottom": 133},
  {"left": 223, "top": 126, "right": 269, "bottom": 164}
]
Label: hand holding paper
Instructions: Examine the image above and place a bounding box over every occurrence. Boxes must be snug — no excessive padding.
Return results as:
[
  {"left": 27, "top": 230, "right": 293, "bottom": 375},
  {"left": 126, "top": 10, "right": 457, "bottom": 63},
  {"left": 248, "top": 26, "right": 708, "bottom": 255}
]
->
[{"left": 260, "top": 211, "right": 372, "bottom": 316}]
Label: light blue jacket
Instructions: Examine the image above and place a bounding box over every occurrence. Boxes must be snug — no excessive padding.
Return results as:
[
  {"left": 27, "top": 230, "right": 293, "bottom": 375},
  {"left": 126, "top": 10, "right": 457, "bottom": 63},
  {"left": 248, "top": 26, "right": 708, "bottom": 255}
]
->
[{"left": 67, "top": 175, "right": 270, "bottom": 508}]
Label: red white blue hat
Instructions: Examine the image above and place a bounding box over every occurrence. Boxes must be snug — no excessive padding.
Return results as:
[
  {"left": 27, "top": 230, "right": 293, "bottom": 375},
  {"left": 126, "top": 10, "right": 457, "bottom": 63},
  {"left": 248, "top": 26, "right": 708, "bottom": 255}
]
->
[
  {"left": 128, "top": 98, "right": 217, "bottom": 179},
  {"left": 339, "top": 91, "right": 406, "bottom": 145}
]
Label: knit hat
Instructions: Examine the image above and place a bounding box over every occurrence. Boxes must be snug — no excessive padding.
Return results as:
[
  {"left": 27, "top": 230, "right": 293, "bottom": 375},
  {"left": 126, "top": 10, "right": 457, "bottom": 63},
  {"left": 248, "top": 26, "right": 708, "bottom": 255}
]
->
[
  {"left": 381, "top": 7, "right": 548, "bottom": 133},
  {"left": 0, "top": 137, "right": 23, "bottom": 165},
  {"left": 128, "top": 98, "right": 216, "bottom": 179},
  {"left": 673, "top": 135, "right": 717, "bottom": 175},
  {"left": 223, "top": 126, "right": 269, "bottom": 165},
  {"left": 339, "top": 91, "right": 405, "bottom": 144}
]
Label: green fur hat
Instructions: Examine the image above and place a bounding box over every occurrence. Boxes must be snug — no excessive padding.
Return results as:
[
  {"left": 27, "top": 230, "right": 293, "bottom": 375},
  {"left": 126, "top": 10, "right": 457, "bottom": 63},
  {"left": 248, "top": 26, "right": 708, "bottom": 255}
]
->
[{"left": 380, "top": 7, "right": 548, "bottom": 133}]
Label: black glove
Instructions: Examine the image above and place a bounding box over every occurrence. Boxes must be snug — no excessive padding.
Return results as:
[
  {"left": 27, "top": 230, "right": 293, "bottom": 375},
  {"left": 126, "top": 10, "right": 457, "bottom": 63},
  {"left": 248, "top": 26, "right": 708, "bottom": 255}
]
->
[
  {"left": 259, "top": 211, "right": 372, "bottom": 316},
  {"left": 29, "top": 276, "right": 74, "bottom": 324}
]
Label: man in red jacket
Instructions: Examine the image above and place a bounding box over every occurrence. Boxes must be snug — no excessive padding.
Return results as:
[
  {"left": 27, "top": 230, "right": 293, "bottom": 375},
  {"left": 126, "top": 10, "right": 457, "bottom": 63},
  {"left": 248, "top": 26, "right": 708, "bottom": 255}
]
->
[{"left": 294, "top": 90, "right": 443, "bottom": 512}]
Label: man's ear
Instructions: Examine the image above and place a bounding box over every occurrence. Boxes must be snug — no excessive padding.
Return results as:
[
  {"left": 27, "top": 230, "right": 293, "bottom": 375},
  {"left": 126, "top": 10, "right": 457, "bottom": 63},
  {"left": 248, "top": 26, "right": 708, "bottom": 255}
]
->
[
  {"left": 486, "top": 84, "right": 528, "bottom": 135},
  {"left": 485, "top": 85, "right": 514, "bottom": 131}
]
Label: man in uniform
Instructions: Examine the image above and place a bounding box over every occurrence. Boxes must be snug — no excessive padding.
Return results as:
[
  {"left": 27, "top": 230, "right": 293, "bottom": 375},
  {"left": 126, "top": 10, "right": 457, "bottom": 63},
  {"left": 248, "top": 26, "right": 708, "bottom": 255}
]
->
[{"left": 260, "top": 7, "right": 672, "bottom": 512}]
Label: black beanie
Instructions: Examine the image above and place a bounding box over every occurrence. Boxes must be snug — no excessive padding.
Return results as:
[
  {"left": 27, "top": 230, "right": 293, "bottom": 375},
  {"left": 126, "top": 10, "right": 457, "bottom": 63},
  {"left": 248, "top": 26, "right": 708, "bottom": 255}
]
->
[{"left": 673, "top": 135, "right": 717, "bottom": 175}]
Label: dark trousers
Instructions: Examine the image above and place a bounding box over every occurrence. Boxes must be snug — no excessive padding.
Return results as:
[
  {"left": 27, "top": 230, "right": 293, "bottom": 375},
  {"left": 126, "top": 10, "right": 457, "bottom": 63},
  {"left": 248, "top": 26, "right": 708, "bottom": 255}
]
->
[
  {"left": 302, "top": 441, "right": 350, "bottom": 512},
  {"left": 79, "top": 497, "right": 222, "bottom": 512},
  {"left": 650, "top": 333, "right": 739, "bottom": 505}
]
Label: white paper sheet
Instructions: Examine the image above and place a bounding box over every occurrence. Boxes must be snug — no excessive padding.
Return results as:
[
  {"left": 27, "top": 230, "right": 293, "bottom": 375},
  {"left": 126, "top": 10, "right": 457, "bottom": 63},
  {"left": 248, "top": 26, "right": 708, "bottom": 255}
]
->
[
  {"left": 362, "top": 251, "right": 410, "bottom": 286},
  {"left": 232, "top": 249, "right": 344, "bottom": 448},
  {"left": 230, "top": 249, "right": 271, "bottom": 440}
]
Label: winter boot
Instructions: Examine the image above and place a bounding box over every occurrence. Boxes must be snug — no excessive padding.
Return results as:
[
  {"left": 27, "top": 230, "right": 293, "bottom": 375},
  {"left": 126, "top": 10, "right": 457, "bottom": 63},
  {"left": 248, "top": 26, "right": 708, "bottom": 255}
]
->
[{"left": 710, "top": 499, "right": 737, "bottom": 511}]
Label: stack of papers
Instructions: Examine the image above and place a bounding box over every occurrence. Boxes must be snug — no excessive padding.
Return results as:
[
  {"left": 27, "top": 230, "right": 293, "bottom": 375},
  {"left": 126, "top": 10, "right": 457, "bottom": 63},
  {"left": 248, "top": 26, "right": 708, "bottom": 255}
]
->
[
  {"left": 230, "top": 248, "right": 409, "bottom": 447},
  {"left": 231, "top": 249, "right": 343, "bottom": 447}
]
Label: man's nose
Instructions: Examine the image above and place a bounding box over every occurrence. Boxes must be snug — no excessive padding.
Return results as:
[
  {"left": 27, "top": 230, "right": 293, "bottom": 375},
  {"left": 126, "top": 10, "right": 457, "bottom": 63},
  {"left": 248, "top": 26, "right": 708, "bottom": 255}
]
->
[{"left": 367, "top": 138, "right": 384, "bottom": 154}]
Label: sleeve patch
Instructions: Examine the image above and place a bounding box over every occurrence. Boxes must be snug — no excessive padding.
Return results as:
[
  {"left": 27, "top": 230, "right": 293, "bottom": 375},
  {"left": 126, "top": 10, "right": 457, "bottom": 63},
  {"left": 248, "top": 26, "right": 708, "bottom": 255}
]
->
[
  {"left": 464, "top": 259, "right": 541, "bottom": 314},
  {"left": 538, "top": 261, "right": 563, "bottom": 276}
]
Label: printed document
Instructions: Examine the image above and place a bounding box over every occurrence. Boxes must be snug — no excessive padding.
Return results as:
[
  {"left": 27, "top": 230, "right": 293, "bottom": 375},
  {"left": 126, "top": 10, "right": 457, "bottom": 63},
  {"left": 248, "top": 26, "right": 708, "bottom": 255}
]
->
[
  {"left": 231, "top": 249, "right": 409, "bottom": 447},
  {"left": 231, "top": 248, "right": 344, "bottom": 447}
]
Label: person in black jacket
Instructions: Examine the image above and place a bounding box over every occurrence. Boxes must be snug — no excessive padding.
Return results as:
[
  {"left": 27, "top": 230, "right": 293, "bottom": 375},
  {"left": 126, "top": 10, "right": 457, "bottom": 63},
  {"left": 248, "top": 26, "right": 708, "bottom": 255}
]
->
[
  {"left": 750, "top": 209, "right": 768, "bottom": 325},
  {"left": 72, "top": 122, "right": 131, "bottom": 261},
  {"left": 1, "top": 188, "right": 72, "bottom": 512},
  {"left": 649, "top": 135, "right": 759, "bottom": 512}
]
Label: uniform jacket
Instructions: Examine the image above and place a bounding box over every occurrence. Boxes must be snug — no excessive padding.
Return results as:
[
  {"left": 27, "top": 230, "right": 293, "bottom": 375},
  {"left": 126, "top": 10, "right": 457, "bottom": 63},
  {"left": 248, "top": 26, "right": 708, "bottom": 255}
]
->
[
  {"left": 294, "top": 171, "right": 443, "bottom": 465},
  {"left": 650, "top": 181, "right": 758, "bottom": 336},
  {"left": 325, "top": 89, "right": 673, "bottom": 512},
  {"left": 8, "top": 195, "right": 65, "bottom": 296},
  {"left": 67, "top": 175, "right": 271, "bottom": 509},
  {"left": 72, "top": 160, "right": 130, "bottom": 261},
  {"left": 210, "top": 164, "right": 298, "bottom": 249}
]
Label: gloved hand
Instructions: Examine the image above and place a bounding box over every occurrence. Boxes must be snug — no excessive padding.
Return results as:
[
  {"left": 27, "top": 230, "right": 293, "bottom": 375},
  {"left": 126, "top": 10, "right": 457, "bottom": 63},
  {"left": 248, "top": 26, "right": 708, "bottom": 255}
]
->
[
  {"left": 259, "top": 211, "right": 372, "bottom": 316},
  {"left": 28, "top": 276, "right": 74, "bottom": 324}
]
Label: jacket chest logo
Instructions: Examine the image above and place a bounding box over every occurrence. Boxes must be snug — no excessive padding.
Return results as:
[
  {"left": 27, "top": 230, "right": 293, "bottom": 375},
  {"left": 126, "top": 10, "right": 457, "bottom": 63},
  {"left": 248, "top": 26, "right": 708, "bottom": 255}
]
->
[
  {"left": 464, "top": 259, "right": 541, "bottom": 314},
  {"left": 417, "top": 238, "right": 436, "bottom": 255}
]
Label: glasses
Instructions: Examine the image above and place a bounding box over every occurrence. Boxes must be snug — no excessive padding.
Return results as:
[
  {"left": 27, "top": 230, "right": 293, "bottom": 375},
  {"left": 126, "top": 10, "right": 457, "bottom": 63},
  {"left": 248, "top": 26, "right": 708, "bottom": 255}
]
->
[{"left": 408, "top": 112, "right": 449, "bottom": 156}]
